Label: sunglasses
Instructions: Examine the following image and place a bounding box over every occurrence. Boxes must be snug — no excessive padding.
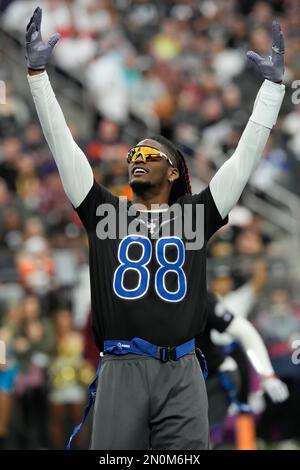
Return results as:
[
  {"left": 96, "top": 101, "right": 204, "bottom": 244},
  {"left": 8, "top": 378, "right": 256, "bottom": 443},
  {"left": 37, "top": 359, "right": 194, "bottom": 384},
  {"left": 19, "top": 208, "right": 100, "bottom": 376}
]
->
[{"left": 127, "top": 146, "right": 175, "bottom": 167}]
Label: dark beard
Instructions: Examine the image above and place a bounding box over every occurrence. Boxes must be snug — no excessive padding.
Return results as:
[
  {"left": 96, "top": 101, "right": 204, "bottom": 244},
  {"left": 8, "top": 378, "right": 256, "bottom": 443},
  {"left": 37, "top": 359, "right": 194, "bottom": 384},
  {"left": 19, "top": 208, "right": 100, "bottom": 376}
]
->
[{"left": 130, "top": 179, "right": 154, "bottom": 195}]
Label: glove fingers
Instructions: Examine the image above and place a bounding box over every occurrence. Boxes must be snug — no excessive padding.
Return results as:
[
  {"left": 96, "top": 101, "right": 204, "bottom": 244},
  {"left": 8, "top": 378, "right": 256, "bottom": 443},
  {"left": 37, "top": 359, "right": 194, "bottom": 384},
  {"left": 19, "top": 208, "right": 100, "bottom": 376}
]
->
[
  {"left": 272, "top": 36, "right": 285, "bottom": 69},
  {"left": 279, "top": 31, "right": 285, "bottom": 54},
  {"left": 26, "top": 14, "right": 34, "bottom": 32},
  {"left": 26, "top": 6, "right": 39, "bottom": 31},
  {"left": 26, "top": 22, "right": 36, "bottom": 42},
  {"left": 271, "top": 21, "right": 284, "bottom": 63},
  {"left": 278, "top": 389, "right": 286, "bottom": 401},
  {"left": 272, "top": 21, "right": 281, "bottom": 50},
  {"left": 48, "top": 32, "right": 61, "bottom": 49},
  {"left": 276, "top": 388, "right": 283, "bottom": 401},
  {"left": 246, "top": 50, "right": 263, "bottom": 67},
  {"left": 274, "top": 384, "right": 289, "bottom": 402},
  {"left": 281, "top": 390, "right": 287, "bottom": 401},
  {"left": 35, "top": 6, "right": 42, "bottom": 32}
]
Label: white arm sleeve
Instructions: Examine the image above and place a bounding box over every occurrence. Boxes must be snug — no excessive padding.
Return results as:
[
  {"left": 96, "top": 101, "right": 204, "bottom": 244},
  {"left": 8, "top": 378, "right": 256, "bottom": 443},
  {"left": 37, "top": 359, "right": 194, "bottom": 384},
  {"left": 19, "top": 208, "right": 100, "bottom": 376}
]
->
[
  {"left": 222, "top": 283, "right": 256, "bottom": 318},
  {"left": 27, "top": 71, "right": 93, "bottom": 208},
  {"left": 209, "top": 80, "right": 285, "bottom": 219},
  {"left": 226, "top": 316, "right": 274, "bottom": 376}
]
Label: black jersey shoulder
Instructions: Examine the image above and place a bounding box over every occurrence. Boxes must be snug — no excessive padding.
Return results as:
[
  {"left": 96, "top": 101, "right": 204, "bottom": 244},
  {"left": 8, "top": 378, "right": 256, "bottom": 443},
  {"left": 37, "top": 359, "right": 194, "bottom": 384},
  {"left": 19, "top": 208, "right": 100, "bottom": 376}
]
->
[
  {"left": 75, "top": 180, "right": 120, "bottom": 231},
  {"left": 177, "top": 186, "right": 228, "bottom": 240}
]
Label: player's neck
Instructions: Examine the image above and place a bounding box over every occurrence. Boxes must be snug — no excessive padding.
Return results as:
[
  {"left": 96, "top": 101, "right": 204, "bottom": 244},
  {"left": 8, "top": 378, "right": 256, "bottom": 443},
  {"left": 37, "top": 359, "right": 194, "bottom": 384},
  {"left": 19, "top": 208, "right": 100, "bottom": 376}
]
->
[{"left": 131, "top": 191, "right": 169, "bottom": 210}]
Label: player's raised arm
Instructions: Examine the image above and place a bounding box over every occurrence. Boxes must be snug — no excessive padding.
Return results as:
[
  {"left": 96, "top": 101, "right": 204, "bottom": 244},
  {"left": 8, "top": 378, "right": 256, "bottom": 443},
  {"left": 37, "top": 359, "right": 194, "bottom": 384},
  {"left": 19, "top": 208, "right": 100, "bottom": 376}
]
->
[
  {"left": 209, "top": 21, "right": 285, "bottom": 219},
  {"left": 26, "top": 7, "right": 93, "bottom": 208}
]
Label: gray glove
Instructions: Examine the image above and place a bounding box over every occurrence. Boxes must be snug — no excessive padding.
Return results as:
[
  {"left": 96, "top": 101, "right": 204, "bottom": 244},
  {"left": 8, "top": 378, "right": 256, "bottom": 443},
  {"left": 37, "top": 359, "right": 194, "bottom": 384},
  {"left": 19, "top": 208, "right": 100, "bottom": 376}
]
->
[
  {"left": 261, "top": 375, "right": 289, "bottom": 403},
  {"left": 26, "top": 6, "right": 60, "bottom": 71},
  {"left": 246, "top": 21, "right": 284, "bottom": 83}
]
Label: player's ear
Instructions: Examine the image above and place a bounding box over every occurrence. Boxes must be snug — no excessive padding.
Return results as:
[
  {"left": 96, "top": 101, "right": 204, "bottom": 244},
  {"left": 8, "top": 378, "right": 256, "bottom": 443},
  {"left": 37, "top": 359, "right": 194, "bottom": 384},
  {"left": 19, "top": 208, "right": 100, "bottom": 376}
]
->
[{"left": 167, "top": 167, "right": 179, "bottom": 183}]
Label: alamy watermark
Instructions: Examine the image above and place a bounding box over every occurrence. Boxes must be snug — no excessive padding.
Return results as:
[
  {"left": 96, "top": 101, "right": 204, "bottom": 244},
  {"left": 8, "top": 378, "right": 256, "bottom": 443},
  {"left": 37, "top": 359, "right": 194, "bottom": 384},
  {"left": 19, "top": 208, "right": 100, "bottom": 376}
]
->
[
  {"left": 0, "top": 80, "right": 6, "bottom": 105},
  {"left": 95, "top": 199, "right": 205, "bottom": 250},
  {"left": 291, "top": 80, "right": 300, "bottom": 105},
  {"left": 291, "top": 339, "right": 300, "bottom": 365}
]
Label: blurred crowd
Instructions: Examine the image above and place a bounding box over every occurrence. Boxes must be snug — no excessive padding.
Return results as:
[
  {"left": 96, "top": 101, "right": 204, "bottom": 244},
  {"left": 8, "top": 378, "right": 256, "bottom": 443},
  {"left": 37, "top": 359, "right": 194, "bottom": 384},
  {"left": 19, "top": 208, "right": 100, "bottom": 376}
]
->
[{"left": 0, "top": 0, "right": 300, "bottom": 450}]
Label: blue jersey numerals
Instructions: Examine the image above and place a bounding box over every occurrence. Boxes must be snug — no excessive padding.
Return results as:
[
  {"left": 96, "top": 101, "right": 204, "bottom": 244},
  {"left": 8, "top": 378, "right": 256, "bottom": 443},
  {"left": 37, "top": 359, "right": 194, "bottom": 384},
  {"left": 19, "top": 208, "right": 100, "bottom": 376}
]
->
[
  {"left": 155, "top": 237, "right": 187, "bottom": 302},
  {"left": 113, "top": 235, "right": 186, "bottom": 302},
  {"left": 113, "top": 236, "right": 151, "bottom": 300}
]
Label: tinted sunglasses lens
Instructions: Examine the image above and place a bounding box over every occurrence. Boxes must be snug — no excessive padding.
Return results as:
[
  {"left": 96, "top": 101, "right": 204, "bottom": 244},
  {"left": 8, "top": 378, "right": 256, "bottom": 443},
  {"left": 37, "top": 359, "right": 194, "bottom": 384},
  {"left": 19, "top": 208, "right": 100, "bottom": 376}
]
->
[
  {"left": 127, "top": 146, "right": 160, "bottom": 163},
  {"left": 138, "top": 147, "right": 173, "bottom": 166},
  {"left": 142, "top": 147, "right": 161, "bottom": 159},
  {"left": 131, "top": 151, "right": 146, "bottom": 163},
  {"left": 127, "top": 148, "right": 137, "bottom": 163}
]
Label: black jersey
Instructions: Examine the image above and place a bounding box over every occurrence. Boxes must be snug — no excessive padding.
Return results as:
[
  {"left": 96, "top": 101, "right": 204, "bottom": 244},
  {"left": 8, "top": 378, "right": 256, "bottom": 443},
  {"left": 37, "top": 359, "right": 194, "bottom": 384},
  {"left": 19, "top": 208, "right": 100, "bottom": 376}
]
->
[
  {"left": 75, "top": 181, "right": 227, "bottom": 350},
  {"left": 197, "top": 293, "right": 234, "bottom": 376}
]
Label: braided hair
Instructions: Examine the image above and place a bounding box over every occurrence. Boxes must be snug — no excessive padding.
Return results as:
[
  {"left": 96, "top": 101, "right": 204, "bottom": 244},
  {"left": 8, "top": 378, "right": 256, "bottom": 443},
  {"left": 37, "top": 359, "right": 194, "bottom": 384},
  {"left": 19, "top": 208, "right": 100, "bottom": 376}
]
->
[{"left": 147, "top": 135, "right": 192, "bottom": 204}]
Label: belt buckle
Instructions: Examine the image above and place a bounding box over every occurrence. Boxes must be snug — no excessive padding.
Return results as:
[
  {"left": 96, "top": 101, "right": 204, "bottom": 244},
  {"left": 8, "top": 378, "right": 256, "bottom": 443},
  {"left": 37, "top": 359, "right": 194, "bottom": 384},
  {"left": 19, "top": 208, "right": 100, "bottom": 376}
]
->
[{"left": 159, "top": 346, "right": 177, "bottom": 362}]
